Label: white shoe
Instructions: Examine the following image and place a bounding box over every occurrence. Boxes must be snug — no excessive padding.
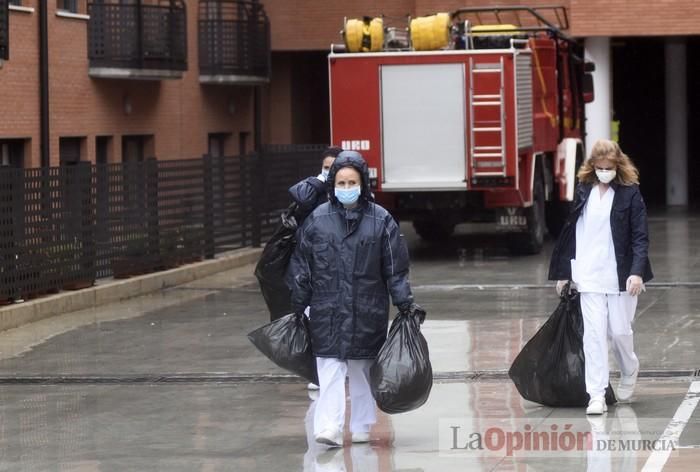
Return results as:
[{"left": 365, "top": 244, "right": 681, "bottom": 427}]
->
[
  {"left": 616, "top": 369, "right": 638, "bottom": 403},
  {"left": 315, "top": 428, "right": 343, "bottom": 448},
  {"left": 586, "top": 397, "right": 608, "bottom": 415},
  {"left": 307, "top": 383, "right": 320, "bottom": 390},
  {"left": 351, "top": 432, "right": 370, "bottom": 443}
]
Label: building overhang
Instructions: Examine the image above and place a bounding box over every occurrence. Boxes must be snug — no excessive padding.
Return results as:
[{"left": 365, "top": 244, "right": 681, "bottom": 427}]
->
[
  {"left": 89, "top": 68, "right": 184, "bottom": 80},
  {"left": 199, "top": 74, "right": 269, "bottom": 85}
]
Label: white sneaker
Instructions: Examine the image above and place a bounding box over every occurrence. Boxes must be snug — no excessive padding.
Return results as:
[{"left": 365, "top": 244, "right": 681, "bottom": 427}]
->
[
  {"left": 616, "top": 369, "right": 638, "bottom": 403},
  {"left": 315, "top": 428, "right": 343, "bottom": 448},
  {"left": 351, "top": 432, "right": 370, "bottom": 443},
  {"left": 586, "top": 397, "right": 608, "bottom": 415},
  {"left": 307, "top": 383, "right": 320, "bottom": 390}
]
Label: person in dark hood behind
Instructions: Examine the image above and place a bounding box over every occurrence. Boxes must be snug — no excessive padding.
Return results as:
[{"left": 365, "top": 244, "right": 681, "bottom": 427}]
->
[
  {"left": 288, "top": 151, "right": 426, "bottom": 448},
  {"left": 287, "top": 145, "right": 342, "bottom": 392},
  {"left": 288, "top": 146, "right": 343, "bottom": 224}
]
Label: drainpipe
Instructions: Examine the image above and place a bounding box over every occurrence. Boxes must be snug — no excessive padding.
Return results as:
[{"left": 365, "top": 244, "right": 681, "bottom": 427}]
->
[{"left": 39, "top": 0, "right": 49, "bottom": 166}]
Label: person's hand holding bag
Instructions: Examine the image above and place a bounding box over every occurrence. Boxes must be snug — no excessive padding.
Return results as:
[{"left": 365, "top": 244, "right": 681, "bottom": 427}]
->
[{"left": 399, "top": 302, "right": 426, "bottom": 324}]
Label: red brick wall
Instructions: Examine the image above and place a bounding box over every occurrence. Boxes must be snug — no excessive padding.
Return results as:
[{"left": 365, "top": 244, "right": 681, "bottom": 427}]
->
[
  {"left": 0, "top": 0, "right": 254, "bottom": 167},
  {"left": 0, "top": 3, "right": 41, "bottom": 166},
  {"left": 263, "top": 0, "right": 415, "bottom": 51},
  {"left": 570, "top": 0, "right": 700, "bottom": 37},
  {"left": 263, "top": 0, "right": 700, "bottom": 49}
]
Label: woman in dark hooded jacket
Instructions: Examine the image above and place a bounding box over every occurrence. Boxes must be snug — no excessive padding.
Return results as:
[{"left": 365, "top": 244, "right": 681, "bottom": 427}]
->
[{"left": 288, "top": 151, "right": 425, "bottom": 447}]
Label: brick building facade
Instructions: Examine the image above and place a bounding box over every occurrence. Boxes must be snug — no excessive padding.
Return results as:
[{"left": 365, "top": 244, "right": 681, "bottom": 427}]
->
[
  {"left": 1, "top": 1, "right": 698, "bottom": 204},
  {"left": 1, "top": 0, "right": 258, "bottom": 168}
]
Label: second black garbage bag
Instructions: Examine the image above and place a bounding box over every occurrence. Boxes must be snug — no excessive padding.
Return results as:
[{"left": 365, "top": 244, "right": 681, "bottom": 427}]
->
[
  {"left": 509, "top": 286, "right": 616, "bottom": 407},
  {"left": 254, "top": 204, "right": 298, "bottom": 321},
  {"left": 247, "top": 312, "right": 319, "bottom": 385},
  {"left": 370, "top": 312, "right": 433, "bottom": 414}
]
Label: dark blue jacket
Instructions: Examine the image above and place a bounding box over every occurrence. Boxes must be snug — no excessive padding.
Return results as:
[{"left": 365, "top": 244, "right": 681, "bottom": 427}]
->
[
  {"left": 288, "top": 176, "right": 327, "bottom": 224},
  {"left": 548, "top": 182, "right": 653, "bottom": 291},
  {"left": 288, "top": 152, "right": 413, "bottom": 359}
]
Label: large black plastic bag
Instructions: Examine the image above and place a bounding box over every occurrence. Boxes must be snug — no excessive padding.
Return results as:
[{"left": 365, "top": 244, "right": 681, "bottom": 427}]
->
[
  {"left": 508, "top": 287, "right": 616, "bottom": 407},
  {"left": 247, "top": 312, "right": 319, "bottom": 385},
  {"left": 254, "top": 204, "right": 298, "bottom": 321},
  {"left": 370, "top": 313, "right": 433, "bottom": 414}
]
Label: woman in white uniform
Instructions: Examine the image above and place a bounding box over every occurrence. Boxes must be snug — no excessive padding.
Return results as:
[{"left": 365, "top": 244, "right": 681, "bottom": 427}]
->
[{"left": 549, "top": 139, "right": 653, "bottom": 415}]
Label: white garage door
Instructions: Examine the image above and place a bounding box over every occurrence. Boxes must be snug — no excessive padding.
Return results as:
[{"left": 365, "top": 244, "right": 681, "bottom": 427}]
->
[{"left": 381, "top": 63, "right": 467, "bottom": 190}]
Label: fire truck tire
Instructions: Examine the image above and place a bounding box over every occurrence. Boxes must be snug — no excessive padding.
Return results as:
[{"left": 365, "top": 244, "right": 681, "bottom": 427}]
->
[
  {"left": 412, "top": 219, "right": 455, "bottom": 242},
  {"left": 507, "top": 170, "right": 545, "bottom": 255}
]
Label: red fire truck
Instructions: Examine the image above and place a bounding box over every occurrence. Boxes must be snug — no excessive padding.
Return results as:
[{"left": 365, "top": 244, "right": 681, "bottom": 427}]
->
[{"left": 328, "top": 6, "right": 594, "bottom": 254}]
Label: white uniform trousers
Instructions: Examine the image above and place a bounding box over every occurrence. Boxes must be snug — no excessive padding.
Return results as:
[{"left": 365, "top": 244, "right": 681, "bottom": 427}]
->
[
  {"left": 580, "top": 292, "right": 640, "bottom": 400},
  {"left": 314, "top": 357, "right": 377, "bottom": 436}
]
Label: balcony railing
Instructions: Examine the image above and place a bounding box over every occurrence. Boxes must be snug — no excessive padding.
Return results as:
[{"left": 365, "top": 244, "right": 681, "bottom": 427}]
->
[
  {"left": 87, "top": 0, "right": 187, "bottom": 79},
  {"left": 1, "top": 0, "right": 8, "bottom": 61},
  {"left": 199, "top": 0, "right": 270, "bottom": 84}
]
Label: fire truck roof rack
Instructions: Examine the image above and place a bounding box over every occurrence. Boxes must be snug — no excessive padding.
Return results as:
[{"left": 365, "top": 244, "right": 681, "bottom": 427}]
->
[{"left": 451, "top": 5, "right": 573, "bottom": 42}]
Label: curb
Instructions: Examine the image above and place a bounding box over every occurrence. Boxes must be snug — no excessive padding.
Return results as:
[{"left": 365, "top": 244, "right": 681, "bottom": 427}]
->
[{"left": 0, "top": 247, "right": 262, "bottom": 333}]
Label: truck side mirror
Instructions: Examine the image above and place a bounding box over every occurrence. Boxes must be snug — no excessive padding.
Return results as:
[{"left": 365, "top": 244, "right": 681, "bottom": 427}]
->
[{"left": 583, "top": 73, "right": 594, "bottom": 103}]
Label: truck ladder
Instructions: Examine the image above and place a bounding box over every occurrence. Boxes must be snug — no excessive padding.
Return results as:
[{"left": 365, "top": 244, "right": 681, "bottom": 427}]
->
[{"left": 469, "top": 57, "right": 507, "bottom": 177}]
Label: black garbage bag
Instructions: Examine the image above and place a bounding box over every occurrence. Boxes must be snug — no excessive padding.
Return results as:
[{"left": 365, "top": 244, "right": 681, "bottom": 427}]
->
[
  {"left": 370, "top": 312, "right": 433, "bottom": 414},
  {"left": 247, "top": 312, "right": 319, "bottom": 385},
  {"left": 254, "top": 204, "right": 298, "bottom": 321},
  {"left": 508, "top": 286, "right": 616, "bottom": 407}
]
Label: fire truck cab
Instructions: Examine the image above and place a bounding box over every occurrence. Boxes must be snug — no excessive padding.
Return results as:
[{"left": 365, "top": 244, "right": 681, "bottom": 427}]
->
[{"left": 328, "top": 6, "right": 594, "bottom": 254}]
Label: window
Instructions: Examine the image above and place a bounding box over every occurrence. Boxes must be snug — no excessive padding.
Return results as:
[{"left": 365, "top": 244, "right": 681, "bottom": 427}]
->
[
  {"left": 0, "top": 139, "right": 25, "bottom": 168},
  {"left": 59, "top": 137, "right": 83, "bottom": 165},
  {"left": 57, "top": 0, "right": 78, "bottom": 13},
  {"left": 9, "top": 1, "right": 22, "bottom": 7}
]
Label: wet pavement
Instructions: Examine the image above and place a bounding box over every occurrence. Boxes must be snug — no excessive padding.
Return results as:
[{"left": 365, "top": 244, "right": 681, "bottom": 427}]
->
[{"left": 0, "top": 209, "right": 698, "bottom": 471}]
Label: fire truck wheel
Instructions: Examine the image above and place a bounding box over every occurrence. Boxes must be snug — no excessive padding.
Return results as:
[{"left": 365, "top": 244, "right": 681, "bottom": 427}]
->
[
  {"left": 412, "top": 219, "right": 455, "bottom": 242},
  {"left": 507, "top": 171, "right": 545, "bottom": 255}
]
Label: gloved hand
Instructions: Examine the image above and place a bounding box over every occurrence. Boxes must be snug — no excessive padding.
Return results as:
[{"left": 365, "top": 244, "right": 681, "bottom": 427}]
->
[
  {"left": 626, "top": 275, "right": 645, "bottom": 296},
  {"left": 556, "top": 280, "right": 569, "bottom": 296},
  {"left": 399, "top": 302, "right": 426, "bottom": 324},
  {"left": 281, "top": 211, "right": 298, "bottom": 230}
]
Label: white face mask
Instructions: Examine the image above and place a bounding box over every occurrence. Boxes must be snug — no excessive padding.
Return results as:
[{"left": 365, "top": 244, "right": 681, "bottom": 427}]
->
[{"left": 596, "top": 169, "right": 616, "bottom": 184}]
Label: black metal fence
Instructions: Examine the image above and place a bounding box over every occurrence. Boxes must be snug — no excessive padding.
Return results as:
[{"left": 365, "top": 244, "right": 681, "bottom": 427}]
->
[
  {"left": 0, "top": 146, "right": 324, "bottom": 302},
  {"left": 198, "top": 0, "right": 270, "bottom": 78},
  {"left": 0, "top": 0, "right": 8, "bottom": 60},
  {"left": 87, "top": 0, "right": 188, "bottom": 71}
]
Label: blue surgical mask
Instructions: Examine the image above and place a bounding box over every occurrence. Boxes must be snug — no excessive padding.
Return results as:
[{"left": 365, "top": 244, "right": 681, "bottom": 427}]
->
[
  {"left": 335, "top": 186, "right": 361, "bottom": 205},
  {"left": 321, "top": 169, "right": 330, "bottom": 180}
]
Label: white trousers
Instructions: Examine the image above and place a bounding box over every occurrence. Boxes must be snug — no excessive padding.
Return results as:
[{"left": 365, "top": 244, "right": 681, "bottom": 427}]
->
[
  {"left": 580, "top": 292, "right": 640, "bottom": 400},
  {"left": 314, "top": 357, "right": 377, "bottom": 436}
]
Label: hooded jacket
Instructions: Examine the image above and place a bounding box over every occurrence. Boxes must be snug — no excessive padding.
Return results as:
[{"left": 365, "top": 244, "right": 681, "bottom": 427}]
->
[
  {"left": 548, "top": 182, "right": 653, "bottom": 291},
  {"left": 287, "top": 147, "right": 343, "bottom": 224},
  {"left": 288, "top": 151, "right": 413, "bottom": 359}
]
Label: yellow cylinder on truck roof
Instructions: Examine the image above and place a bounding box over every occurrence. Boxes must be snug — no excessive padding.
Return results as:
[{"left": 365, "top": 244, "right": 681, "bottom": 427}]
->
[
  {"left": 410, "top": 13, "right": 450, "bottom": 51},
  {"left": 344, "top": 17, "right": 384, "bottom": 52}
]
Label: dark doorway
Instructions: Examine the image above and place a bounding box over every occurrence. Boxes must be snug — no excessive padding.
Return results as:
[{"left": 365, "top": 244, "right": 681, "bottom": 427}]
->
[
  {"left": 687, "top": 37, "right": 700, "bottom": 209},
  {"left": 122, "top": 136, "right": 145, "bottom": 162},
  {"left": 96, "top": 136, "right": 112, "bottom": 165},
  {"left": 612, "top": 38, "right": 666, "bottom": 207},
  {"left": 0, "top": 139, "right": 25, "bottom": 168}
]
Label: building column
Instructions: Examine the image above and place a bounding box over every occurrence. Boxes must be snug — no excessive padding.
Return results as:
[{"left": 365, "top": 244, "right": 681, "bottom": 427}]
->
[
  {"left": 584, "top": 37, "right": 612, "bottom": 155},
  {"left": 665, "top": 37, "right": 688, "bottom": 206}
]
